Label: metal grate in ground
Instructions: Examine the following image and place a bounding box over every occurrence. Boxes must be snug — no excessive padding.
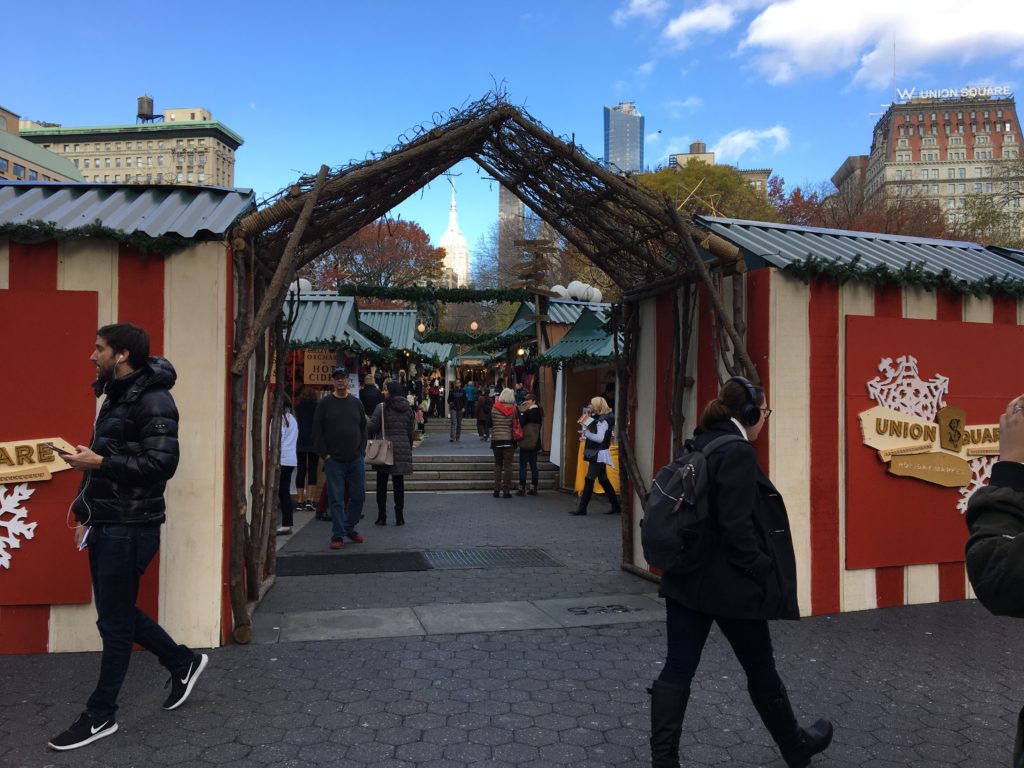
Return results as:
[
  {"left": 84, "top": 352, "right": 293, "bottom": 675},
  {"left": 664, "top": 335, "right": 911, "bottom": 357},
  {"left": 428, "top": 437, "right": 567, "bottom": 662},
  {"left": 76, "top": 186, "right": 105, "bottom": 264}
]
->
[{"left": 422, "top": 547, "right": 563, "bottom": 569}]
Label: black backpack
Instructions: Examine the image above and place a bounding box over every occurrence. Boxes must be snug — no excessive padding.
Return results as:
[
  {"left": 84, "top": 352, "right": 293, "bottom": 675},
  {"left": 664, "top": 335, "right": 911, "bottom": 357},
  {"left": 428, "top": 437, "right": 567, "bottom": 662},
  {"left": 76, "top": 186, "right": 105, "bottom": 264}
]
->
[{"left": 641, "top": 434, "right": 744, "bottom": 574}]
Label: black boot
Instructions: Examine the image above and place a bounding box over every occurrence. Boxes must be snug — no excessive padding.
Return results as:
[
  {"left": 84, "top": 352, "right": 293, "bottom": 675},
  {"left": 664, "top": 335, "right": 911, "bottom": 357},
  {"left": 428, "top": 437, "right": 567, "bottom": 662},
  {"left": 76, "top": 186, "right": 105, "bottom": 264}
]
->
[
  {"left": 571, "top": 479, "right": 594, "bottom": 515},
  {"left": 395, "top": 508, "right": 405, "bottom": 526},
  {"left": 516, "top": 485, "right": 526, "bottom": 496},
  {"left": 749, "top": 684, "right": 833, "bottom": 768},
  {"left": 375, "top": 512, "right": 386, "bottom": 526},
  {"left": 649, "top": 679, "right": 689, "bottom": 768}
]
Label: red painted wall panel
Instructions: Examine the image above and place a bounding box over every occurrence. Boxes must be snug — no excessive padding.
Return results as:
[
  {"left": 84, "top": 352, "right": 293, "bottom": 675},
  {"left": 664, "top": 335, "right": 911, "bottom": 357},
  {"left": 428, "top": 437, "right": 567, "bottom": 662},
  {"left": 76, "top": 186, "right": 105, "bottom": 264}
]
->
[
  {"left": 0, "top": 605, "right": 49, "bottom": 654},
  {"left": 808, "top": 279, "right": 841, "bottom": 615}
]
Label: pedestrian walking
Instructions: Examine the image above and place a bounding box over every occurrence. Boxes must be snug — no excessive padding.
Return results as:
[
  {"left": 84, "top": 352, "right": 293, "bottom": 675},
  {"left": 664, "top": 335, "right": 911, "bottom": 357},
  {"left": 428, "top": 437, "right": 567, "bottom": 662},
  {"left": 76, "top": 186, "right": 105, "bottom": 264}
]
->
[
  {"left": 448, "top": 380, "right": 467, "bottom": 442},
  {"left": 649, "top": 377, "right": 832, "bottom": 768},
  {"left": 570, "top": 396, "right": 620, "bottom": 515},
  {"left": 475, "top": 389, "right": 492, "bottom": 440},
  {"left": 368, "top": 381, "right": 416, "bottom": 526},
  {"left": 294, "top": 387, "right": 319, "bottom": 512},
  {"left": 313, "top": 366, "right": 367, "bottom": 550},
  {"left": 464, "top": 379, "right": 477, "bottom": 418},
  {"left": 517, "top": 392, "right": 543, "bottom": 496},
  {"left": 490, "top": 388, "right": 518, "bottom": 498},
  {"left": 48, "top": 323, "right": 208, "bottom": 752},
  {"left": 965, "top": 393, "right": 1024, "bottom": 768},
  {"left": 359, "top": 373, "right": 383, "bottom": 417},
  {"left": 276, "top": 397, "right": 298, "bottom": 535},
  {"left": 428, "top": 379, "right": 442, "bottom": 417}
]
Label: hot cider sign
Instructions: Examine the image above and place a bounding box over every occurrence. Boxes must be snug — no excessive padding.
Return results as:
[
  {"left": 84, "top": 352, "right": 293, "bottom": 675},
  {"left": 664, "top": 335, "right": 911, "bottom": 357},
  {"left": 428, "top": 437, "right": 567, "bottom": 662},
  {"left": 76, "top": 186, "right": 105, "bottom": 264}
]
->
[{"left": 845, "top": 316, "right": 1024, "bottom": 570}]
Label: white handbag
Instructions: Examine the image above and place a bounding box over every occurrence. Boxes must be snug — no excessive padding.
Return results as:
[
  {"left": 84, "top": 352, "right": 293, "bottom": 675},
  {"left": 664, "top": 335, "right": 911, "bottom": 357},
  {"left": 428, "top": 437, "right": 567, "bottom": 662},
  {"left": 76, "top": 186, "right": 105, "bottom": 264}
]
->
[{"left": 365, "top": 405, "right": 394, "bottom": 466}]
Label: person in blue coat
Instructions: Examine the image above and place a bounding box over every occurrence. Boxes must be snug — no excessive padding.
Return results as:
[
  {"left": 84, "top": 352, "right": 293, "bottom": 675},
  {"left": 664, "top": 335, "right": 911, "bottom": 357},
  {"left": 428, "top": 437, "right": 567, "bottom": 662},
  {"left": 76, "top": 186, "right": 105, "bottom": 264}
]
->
[{"left": 650, "top": 377, "right": 832, "bottom": 768}]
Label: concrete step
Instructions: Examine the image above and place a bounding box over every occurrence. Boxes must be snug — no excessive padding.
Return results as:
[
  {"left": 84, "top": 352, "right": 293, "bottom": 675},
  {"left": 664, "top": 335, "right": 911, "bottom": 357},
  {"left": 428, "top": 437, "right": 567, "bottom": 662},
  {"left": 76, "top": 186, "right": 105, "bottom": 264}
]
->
[
  {"left": 373, "top": 469, "right": 558, "bottom": 482},
  {"left": 366, "top": 478, "right": 559, "bottom": 491}
]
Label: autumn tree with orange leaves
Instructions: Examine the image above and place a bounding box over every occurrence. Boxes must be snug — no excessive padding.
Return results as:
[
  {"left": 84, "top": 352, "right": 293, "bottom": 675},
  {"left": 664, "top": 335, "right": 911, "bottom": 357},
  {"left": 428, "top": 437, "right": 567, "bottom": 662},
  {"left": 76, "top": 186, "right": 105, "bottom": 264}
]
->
[{"left": 300, "top": 219, "right": 445, "bottom": 292}]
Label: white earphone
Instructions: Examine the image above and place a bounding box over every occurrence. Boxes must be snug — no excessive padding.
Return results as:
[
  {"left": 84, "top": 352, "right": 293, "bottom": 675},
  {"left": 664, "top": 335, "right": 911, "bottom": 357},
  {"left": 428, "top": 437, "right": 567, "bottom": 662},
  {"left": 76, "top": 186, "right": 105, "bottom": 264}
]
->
[{"left": 116, "top": 355, "right": 124, "bottom": 364}]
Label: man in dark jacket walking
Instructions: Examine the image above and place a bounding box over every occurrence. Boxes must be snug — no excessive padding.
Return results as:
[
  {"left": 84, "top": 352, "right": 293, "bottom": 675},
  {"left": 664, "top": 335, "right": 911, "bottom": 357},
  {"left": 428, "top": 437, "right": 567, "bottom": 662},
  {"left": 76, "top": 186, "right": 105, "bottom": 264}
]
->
[
  {"left": 48, "top": 324, "right": 207, "bottom": 752},
  {"left": 314, "top": 366, "right": 367, "bottom": 550},
  {"left": 448, "top": 380, "right": 468, "bottom": 442},
  {"left": 966, "top": 394, "right": 1024, "bottom": 768}
]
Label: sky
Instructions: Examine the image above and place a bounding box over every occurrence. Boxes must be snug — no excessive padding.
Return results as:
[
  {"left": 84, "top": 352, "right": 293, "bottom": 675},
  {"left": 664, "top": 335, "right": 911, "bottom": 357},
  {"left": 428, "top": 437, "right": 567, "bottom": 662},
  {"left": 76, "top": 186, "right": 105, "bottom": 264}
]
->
[{"left": 7, "top": 0, "right": 1024, "bottom": 275}]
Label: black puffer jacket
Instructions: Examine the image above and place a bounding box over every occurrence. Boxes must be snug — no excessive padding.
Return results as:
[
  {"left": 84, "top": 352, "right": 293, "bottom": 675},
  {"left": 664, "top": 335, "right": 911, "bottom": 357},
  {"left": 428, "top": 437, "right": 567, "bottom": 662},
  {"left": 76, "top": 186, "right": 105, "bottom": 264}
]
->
[
  {"left": 659, "top": 421, "right": 799, "bottom": 621},
  {"left": 72, "top": 357, "right": 180, "bottom": 525},
  {"left": 965, "top": 461, "right": 1024, "bottom": 618}
]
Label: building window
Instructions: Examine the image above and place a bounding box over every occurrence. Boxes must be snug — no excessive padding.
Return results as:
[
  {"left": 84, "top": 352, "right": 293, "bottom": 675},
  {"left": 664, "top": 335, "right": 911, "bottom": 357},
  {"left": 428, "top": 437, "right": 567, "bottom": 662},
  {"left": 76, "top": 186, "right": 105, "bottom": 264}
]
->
[
  {"left": 83, "top": 159, "right": 90, "bottom": 169},
  {"left": 198, "top": 172, "right": 205, "bottom": 183},
  {"left": 136, "top": 157, "right": 142, "bottom": 167},
  {"left": 187, "top": 172, "right": 194, "bottom": 183},
  {"left": 978, "top": 135, "right": 988, "bottom": 144},
  {"left": 959, "top": 183, "right": 966, "bottom": 193},
  {"left": 959, "top": 168, "right": 966, "bottom": 178},
  {"left": 156, "top": 173, "right": 163, "bottom": 183},
  {"left": 103, "top": 175, "right": 109, "bottom": 182},
  {"left": 948, "top": 183, "right": 956, "bottom": 193},
  {"left": 73, "top": 158, "right": 79, "bottom": 168},
  {"left": 28, "top": 169, "right": 38, "bottom": 181},
  {"left": 922, "top": 169, "right": 929, "bottom": 180},
  {"left": 975, "top": 167, "right": 983, "bottom": 177},
  {"left": 157, "top": 155, "right": 164, "bottom": 166},
  {"left": 126, "top": 157, "right": 132, "bottom": 168},
  {"left": 198, "top": 153, "right": 206, "bottom": 166},
  {"left": 947, "top": 199, "right": 955, "bottom": 208},
  {"left": 896, "top": 170, "right": 903, "bottom": 181},
  {"left": 985, "top": 183, "right": 993, "bottom": 193},
  {"left": 146, "top": 174, "right": 152, "bottom": 183},
  {"left": 104, "top": 158, "right": 111, "bottom": 168},
  {"left": 975, "top": 183, "right": 982, "bottom": 192},
  {"left": 114, "top": 175, "right": 120, "bottom": 182},
  {"left": 176, "top": 172, "right": 183, "bottom": 182},
  {"left": 74, "top": 143, "right": 80, "bottom": 152}
]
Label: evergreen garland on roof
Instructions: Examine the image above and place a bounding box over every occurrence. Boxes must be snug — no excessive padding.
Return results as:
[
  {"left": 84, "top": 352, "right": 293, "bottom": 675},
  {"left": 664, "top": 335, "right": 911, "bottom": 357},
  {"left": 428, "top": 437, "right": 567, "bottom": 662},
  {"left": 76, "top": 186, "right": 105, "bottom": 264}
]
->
[
  {"left": 0, "top": 218, "right": 201, "bottom": 256},
  {"left": 335, "top": 283, "right": 533, "bottom": 303},
  {"left": 784, "top": 254, "right": 1024, "bottom": 298}
]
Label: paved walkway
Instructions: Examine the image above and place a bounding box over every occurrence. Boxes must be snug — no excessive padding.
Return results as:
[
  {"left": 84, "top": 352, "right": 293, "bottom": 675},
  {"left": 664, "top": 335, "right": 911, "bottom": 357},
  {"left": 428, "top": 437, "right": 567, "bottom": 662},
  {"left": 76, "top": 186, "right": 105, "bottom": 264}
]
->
[{"left": 3, "top": 486, "right": 1024, "bottom": 768}]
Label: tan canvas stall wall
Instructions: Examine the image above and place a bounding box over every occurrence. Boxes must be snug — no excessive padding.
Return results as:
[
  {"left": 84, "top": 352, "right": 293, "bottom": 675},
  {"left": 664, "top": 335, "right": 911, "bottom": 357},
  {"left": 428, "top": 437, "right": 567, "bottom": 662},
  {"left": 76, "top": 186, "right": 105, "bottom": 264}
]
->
[
  {"left": 47, "top": 241, "right": 229, "bottom": 651},
  {"left": 630, "top": 300, "right": 658, "bottom": 567}
]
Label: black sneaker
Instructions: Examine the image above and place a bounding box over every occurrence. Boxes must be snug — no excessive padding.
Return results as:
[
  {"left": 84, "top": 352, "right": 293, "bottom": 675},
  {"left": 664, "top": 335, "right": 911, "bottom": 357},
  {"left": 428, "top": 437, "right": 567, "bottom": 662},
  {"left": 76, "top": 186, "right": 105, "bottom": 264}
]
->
[
  {"left": 48, "top": 712, "right": 118, "bottom": 751},
  {"left": 162, "top": 652, "right": 209, "bottom": 710}
]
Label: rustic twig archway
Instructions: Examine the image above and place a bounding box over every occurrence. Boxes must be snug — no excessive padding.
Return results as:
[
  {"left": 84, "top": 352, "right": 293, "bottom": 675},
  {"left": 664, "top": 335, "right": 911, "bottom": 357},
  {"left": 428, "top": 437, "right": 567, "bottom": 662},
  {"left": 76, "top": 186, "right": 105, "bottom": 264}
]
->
[{"left": 224, "top": 94, "right": 759, "bottom": 641}]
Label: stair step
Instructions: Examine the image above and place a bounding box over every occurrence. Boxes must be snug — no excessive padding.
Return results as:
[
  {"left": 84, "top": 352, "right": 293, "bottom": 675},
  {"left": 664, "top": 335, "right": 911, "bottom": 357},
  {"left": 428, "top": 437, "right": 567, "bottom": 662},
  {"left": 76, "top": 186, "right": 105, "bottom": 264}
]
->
[{"left": 366, "top": 479, "right": 559, "bottom": 491}]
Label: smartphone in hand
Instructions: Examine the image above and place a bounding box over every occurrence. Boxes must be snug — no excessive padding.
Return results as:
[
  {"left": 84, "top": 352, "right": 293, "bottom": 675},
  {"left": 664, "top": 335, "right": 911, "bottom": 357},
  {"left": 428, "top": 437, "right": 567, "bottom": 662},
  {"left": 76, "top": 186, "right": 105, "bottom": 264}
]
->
[{"left": 43, "top": 442, "right": 73, "bottom": 457}]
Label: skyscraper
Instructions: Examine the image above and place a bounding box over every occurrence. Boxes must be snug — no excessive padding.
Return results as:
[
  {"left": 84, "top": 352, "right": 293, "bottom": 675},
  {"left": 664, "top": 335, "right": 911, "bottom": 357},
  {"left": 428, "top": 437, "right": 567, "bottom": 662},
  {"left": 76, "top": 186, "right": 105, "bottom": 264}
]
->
[
  {"left": 498, "top": 183, "right": 523, "bottom": 277},
  {"left": 604, "top": 101, "right": 644, "bottom": 173},
  {"left": 439, "top": 182, "right": 471, "bottom": 287}
]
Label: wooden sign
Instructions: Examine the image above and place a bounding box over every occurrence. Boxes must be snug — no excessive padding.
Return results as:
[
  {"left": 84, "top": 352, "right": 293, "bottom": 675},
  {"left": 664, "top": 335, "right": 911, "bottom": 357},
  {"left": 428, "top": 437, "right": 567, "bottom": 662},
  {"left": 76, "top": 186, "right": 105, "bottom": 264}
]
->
[
  {"left": 304, "top": 349, "right": 336, "bottom": 385},
  {"left": 0, "top": 438, "right": 75, "bottom": 483},
  {"left": 888, "top": 452, "right": 972, "bottom": 487},
  {"left": 858, "top": 404, "right": 999, "bottom": 468}
]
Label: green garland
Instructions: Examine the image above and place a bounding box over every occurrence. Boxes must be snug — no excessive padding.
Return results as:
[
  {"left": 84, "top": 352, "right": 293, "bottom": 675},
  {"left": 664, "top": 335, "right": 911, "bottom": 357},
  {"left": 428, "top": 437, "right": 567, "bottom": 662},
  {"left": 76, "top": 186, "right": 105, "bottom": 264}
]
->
[
  {"left": 784, "top": 254, "right": 1024, "bottom": 298},
  {"left": 418, "top": 330, "right": 534, "bottom": 352},
  {"left": 336, "top": 283, "right": 533, "bottom": 303},
  {"left": 532, "top": 350, "right": 618, "bottom": 369},
  {"left": 0, "top": 218, "right": 201, "bottom": 257}
]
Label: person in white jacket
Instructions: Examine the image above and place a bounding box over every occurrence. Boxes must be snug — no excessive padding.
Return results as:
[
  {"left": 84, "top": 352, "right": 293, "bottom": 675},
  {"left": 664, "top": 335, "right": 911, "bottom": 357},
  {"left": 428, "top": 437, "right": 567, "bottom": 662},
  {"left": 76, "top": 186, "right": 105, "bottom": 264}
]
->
[{"left": 277, "top": 397, "right": 299, "bottom": 535}]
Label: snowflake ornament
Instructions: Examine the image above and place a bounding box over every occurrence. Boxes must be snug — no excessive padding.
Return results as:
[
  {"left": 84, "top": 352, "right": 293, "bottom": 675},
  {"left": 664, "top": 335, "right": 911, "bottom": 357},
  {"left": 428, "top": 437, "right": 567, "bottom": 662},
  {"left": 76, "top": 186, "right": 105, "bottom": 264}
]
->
[
  {"left": 958, "top": 456, "right": 997, "bottom": 515},
  {"left": 0, "top": 483, "right": 37, "bottom": 570},
  {"left": 867, "top": 355, "right": 949, "bottom": 422}
]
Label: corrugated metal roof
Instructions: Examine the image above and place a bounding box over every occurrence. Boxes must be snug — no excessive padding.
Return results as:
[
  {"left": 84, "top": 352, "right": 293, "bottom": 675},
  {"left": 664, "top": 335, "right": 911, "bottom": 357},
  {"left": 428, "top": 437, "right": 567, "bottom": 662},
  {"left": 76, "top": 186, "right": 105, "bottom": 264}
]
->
[
  {"left": 413, "top": 341, "right": 456, "bottom": 362},
  {"left": 695, "top": 215, "right": 1024, "bottom": 283},
  {"left": 360, "top": 309, "right": 418, "bottom": 350},
  {"left": 284, "top": 293, "right": 380, "bottom": 351},
  {"left": 543, "top": 309, "right": 620, "bottom": 362},
  {"left": 20, "top": 119, "right": 244, "bottom": 148},
  {"left": 514, "top": 298, "right": 611, "bottom": 326},
  {"left": 0, "top": 182, "right": 255, "bottom": 239}
]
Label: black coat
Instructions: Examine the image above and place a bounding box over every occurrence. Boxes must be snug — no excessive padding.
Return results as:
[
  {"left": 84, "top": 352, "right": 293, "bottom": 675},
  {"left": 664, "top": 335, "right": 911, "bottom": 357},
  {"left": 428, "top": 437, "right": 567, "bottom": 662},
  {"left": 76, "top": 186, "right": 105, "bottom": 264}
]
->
[
  {"left": 965, "top": 461, "right": 1024, "bottom": 618},
  {"left": 73, "top": 357, "right": 180, "bottom": 526},
  {"left": 368, "top": 397, "right": 416, "bottom": 476},
  {"left": 360, "top": 385, "right": 384, "bottom": 417},
  {"left": 659, "top": 421, "right": 799, "bottom": 621}
]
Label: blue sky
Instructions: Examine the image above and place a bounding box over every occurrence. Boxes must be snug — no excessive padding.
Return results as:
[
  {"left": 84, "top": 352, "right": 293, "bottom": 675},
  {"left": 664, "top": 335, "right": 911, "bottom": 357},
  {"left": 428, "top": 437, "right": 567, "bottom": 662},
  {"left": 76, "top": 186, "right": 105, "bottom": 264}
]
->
[{"left": 7, "top": 1, "right": 1024, "bottom": 273}]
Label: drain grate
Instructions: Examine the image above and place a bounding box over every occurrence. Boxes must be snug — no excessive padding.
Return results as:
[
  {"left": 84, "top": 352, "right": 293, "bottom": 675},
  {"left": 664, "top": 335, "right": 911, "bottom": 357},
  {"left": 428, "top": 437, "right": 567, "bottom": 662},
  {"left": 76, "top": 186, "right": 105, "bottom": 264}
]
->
[{"left": 422, "top": 547, "right": 562, "bottom": 569}]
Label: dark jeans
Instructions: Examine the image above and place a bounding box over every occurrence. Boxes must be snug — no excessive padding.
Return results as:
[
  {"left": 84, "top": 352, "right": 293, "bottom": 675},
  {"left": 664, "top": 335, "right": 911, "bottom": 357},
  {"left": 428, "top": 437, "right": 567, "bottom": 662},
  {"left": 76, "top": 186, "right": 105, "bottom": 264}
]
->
[
  {"left": 86, "top": 524, "right": 192, "bottom": 720},
  {"left": 477, "top": 418, "right": 490, "bottom": 438},
  {"left": 376, "top": 472, "right": 405, "bottom": 514},
  {"left": 658, "top": 597, "right": 782, "bottom": 694},
  {"left": 519, "top": 449, "right": 539, "bottom": 488},
  {"left": 295, "top": 450, "right": 318, "bottom": 488},
  {"left": 578, "top": 460, "right": 619, "bottom": 512},
  {"left": 324, "top": 455, "right": 365, "bottom": 540},
  {"left": 492, "top": 446, "right": 515, "bottom": 491},
  {"left": 450, "top": 410, "right": 463, "bottom": 441},
  {"left": 279, "top": 465, "right": 295, "bottom": 527}
]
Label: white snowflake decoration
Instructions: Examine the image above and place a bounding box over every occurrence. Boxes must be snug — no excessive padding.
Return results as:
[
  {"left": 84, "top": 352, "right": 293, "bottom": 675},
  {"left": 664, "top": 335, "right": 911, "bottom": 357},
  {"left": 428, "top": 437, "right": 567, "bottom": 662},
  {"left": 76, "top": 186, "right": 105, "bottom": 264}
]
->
[
  {"left": 867, "top": 355, "right": 949, "bottom": 422},
  {"left": 958, "top": 456, "right": 997, "bottom": 515},
  {"left": 0, "top": 483, "right": 37, "bottom": 570}
]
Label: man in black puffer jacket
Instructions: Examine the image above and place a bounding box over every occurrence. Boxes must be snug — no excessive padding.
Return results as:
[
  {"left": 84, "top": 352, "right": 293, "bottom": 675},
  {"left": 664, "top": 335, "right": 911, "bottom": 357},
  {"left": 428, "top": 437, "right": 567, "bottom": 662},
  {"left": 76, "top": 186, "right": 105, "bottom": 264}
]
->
[
  {"left": 48, "top": 324, "right": 208, "bottom": 753},
  {"left": 966, "top": 394, "right": 1024, "bottom": 768}
]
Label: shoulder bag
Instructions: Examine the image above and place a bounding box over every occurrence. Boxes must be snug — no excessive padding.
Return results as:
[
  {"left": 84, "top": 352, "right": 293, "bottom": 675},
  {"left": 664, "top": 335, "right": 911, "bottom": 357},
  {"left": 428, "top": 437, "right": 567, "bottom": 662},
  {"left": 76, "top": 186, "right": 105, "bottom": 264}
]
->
[
  {"left": 366, "top": 405, "right": 394, "bottom": 466},
  {"left": 511, "top": 409, "right": 524, "bottom": 442}
]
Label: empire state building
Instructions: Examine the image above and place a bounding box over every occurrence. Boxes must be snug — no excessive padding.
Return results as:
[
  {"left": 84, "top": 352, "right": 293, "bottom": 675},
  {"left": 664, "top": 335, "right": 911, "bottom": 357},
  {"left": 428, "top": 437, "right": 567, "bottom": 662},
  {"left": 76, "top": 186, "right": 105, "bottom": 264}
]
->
[{"left": 439, "top": 183, "right": 471, "bottom": 287}]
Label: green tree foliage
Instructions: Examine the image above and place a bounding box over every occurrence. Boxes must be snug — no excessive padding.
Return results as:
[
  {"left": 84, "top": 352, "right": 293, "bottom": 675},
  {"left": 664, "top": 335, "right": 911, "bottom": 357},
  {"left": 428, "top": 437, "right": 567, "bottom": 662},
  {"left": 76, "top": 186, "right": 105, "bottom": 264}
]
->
[{"left": 639, "top": 161, "right": 779, "bottom": 221}]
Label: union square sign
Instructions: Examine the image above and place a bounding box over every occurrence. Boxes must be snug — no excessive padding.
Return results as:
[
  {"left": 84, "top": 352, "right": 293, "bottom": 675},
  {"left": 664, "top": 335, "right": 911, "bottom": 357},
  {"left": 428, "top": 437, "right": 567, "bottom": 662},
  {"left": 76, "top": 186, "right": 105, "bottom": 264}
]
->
[{"left": 896, "top": 85, "right": 1013, "bottom": 102}]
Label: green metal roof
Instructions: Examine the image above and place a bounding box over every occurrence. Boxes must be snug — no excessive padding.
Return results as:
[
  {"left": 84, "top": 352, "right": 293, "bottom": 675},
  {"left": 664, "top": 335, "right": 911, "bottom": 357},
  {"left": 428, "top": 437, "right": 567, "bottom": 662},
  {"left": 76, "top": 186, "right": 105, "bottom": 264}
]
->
[
  {"left": 360, "top": 309, "right": 418, "bottom": 350},
  {"left": 413, "top": 341, "right": 456, "bottom": 362},
  {"left": 449, "top": 346, "right": 498, "bottom": 366},
  {"left": 20, "top": 120, "right": 244, "bottom": 149},
  {"left": 511, "top": 298, "right": 612, "bottom": 326},
  {"left": 542, "top": 308, "right": 620, "bottom": 362},
  {"left": 0, "top": 132, "right": 83, "bottom": 180},
  {"left": 284, "top": 293, "right": 380, "bottom": 351}
]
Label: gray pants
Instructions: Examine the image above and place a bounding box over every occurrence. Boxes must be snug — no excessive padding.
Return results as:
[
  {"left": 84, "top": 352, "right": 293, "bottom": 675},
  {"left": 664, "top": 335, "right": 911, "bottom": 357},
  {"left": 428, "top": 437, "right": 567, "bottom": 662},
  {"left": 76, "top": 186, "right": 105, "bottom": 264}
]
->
[{"left": 450, "top": 410, "right": 463, "bottom": 441}]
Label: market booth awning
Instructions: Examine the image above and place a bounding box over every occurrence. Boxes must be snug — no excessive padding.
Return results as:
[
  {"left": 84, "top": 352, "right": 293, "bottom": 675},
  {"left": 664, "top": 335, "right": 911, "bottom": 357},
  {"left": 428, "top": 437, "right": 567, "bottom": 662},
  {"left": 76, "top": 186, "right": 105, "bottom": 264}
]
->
[
  {"left": 284, "top": 292, "right": 381, "bottom": 351},
  {"left": 540, "top": 307, "right": 619, "bottom": 364},
  {"left": 359, "top": 309, "right": 418, "bottom": 350}
]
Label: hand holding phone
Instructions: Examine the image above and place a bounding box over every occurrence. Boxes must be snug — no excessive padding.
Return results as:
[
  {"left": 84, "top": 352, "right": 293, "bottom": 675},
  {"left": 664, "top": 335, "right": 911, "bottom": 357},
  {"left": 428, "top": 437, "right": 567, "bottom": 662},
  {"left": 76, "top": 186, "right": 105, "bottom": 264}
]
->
[{"left": 43, "top": 442, "right": 73, "bottom": 457}]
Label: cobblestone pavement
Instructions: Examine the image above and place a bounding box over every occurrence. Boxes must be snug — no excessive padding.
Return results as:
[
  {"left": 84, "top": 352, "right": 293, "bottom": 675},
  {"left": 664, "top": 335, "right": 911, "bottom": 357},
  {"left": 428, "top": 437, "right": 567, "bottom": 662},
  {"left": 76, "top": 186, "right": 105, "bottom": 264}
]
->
[{"left": 3, "top": 489, "right": 1024, "bottom": 767}]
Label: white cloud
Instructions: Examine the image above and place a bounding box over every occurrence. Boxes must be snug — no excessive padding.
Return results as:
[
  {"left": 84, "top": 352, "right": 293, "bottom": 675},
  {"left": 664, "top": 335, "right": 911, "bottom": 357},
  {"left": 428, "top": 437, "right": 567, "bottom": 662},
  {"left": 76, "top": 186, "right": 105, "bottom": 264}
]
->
[
  {"left": 711, "top": 125, "right": 789, "bottom": 164},
  {"left": 663, "top": 135, "right": 694, "bottom": 158},
  {"left": 666, "top": 96, "right": 704, "bottom": 118},
  {"left": 637, "top": 59, "right": 656, "bottom": 76},
  {"left": 662, "top": 0, "right": 771, "bottom": 48},
  {"left": 738, "top": 0, "right": 1024, "bottom": 86},
  {"left": 612, "top": 0, "right": 668, "bottom": 26}
]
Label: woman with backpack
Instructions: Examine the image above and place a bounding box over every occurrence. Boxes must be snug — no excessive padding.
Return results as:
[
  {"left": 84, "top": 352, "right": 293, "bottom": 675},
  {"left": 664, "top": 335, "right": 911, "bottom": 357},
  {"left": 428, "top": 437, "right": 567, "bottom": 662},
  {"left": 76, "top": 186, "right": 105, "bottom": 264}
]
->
[
  {"left": 650, "top": 377, "right": 832, "bottom": 768},
  {"left": 367, "top": 381, "right": 416, "bottom": 526},
  {"left": 570, "top": 396, "right": 620, "bottom": 515}
]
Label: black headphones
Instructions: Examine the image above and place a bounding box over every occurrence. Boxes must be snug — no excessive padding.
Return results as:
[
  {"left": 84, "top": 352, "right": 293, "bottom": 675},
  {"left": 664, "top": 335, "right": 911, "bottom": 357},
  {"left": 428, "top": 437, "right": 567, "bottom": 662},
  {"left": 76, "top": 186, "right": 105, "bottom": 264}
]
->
[{"left": 728, "top": 376, "right": 761, "bottom": 427}]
